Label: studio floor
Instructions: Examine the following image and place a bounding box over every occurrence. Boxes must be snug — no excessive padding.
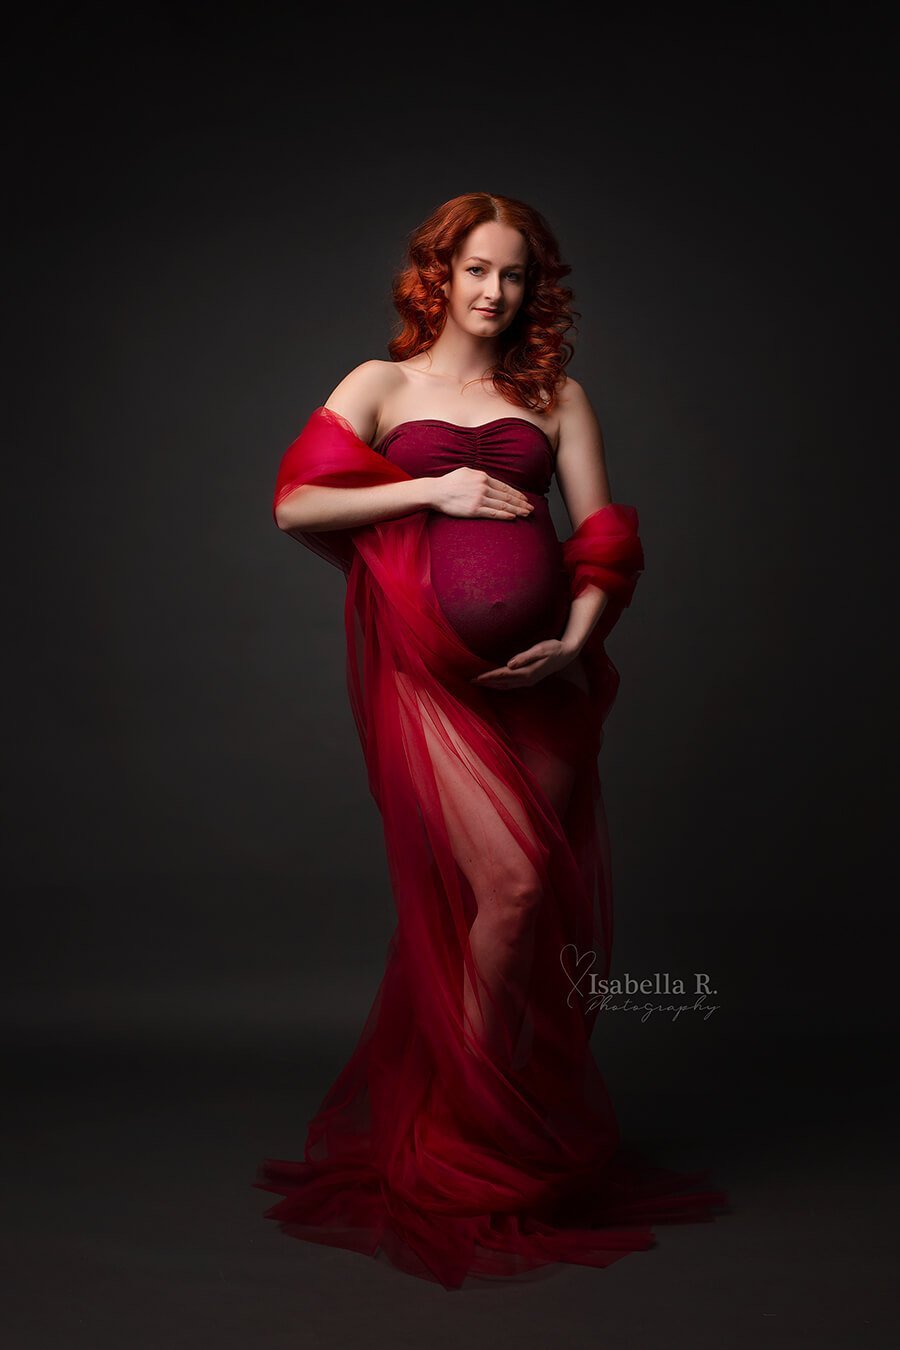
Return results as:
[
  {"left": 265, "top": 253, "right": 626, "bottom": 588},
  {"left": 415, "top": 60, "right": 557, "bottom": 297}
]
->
[{"left": 3, "top": 1021, "right": 894, "bottom": 1349}]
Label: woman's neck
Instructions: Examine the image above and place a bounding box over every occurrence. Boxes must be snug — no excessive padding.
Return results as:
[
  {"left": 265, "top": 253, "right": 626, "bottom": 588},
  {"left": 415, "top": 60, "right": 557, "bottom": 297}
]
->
[{"left": 416, "top": 321, "right": 500, "bottom": 388}]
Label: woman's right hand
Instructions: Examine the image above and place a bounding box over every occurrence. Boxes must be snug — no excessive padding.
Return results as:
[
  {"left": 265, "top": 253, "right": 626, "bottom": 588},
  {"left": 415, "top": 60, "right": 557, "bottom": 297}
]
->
[{"left": 429, "top": 466, "right": 535, "bottom": 520}]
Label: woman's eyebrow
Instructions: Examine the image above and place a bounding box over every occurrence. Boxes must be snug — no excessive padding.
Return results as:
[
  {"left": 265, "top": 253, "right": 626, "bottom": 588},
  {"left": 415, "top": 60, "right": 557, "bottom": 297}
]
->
[{"left": 464, "top": 255, "right": 523, "bottom": 267}]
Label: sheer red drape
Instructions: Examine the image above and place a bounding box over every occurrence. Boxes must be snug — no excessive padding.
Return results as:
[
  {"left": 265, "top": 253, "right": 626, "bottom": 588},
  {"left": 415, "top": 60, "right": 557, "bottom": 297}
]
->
[{"left": 255, "top": 406, "right": 728, "bottom": 1288}]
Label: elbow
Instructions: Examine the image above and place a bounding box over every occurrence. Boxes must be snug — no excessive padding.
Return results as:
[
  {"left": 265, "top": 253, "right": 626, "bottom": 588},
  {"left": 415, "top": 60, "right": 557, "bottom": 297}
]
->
[{"left": 274, "top": 487, "right": 311, "bottom": 533}]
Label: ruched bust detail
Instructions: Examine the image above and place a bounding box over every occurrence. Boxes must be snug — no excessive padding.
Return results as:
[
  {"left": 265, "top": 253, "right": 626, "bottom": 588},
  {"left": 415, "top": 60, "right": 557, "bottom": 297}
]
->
[{"left": 373, "top": 417, "right": 555, "bottom": 497}]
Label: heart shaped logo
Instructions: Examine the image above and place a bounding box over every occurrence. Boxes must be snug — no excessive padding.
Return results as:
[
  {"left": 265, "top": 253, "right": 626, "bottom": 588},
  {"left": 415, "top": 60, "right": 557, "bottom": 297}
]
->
[{"left": 559, "top": 944, "right": 598, "bottom": 1007}]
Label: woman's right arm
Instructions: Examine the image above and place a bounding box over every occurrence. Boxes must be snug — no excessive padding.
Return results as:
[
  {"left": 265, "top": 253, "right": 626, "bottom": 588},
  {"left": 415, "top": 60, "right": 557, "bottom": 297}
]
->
[
  {"left": 275, "top": 360, "right": 533, "bottom": 532},
  {"left": 274, "top": 361, "right": 437, "bottom": 532},
  {"left": 275, "top": 474, "right": 438, "bottom": 533}
]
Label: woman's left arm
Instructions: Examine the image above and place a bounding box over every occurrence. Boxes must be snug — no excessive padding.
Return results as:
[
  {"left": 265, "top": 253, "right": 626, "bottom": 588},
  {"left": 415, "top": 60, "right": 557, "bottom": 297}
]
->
[{"left": 554, "top": 377, "right": 613, "bottom": 656}]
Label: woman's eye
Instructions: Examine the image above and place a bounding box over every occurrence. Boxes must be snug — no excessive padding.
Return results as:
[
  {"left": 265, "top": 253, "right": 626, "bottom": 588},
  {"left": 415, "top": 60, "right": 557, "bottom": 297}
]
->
[{"left": 467, "top": 266, "right": 522, "bottom": 281}]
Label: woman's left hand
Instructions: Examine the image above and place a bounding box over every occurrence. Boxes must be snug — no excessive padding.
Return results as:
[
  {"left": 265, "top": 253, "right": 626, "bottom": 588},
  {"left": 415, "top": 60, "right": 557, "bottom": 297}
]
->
[{"left": 470, "top": 638, "right": 579, "bottom": 689}]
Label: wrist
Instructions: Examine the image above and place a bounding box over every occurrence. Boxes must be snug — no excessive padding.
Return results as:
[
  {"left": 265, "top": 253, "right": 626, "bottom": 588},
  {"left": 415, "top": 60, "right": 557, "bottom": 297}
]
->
[
  {"left": 559, "top": 634, "right": 584, "bottom": 658},
  {"left": 410, "top": 476, "right": 438, "bottom": 511}
]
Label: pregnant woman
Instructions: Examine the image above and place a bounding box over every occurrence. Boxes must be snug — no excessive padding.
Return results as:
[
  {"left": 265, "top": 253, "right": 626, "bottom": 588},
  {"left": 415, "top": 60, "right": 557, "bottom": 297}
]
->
[{"left": 254, "top": 192, "right": 728, "bottom": 1288}]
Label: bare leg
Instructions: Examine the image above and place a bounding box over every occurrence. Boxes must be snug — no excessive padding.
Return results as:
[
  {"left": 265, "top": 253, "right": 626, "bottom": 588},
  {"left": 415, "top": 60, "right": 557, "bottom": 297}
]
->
[{"left": 394, "top": 670, "right": 581, "bottom": 1068}]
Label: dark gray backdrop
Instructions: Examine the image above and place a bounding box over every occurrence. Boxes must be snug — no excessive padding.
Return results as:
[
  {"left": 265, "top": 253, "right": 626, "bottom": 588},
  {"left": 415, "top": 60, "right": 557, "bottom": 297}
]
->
[{"left": 4, "top": 6, "right": 896, "bottom": 1347}]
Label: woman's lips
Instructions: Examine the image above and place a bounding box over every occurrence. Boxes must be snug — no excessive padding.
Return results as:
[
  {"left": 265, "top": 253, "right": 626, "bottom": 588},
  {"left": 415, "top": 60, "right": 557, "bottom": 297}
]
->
[{"left": 475, "top": 308, "right": 501, "bottom": 316}]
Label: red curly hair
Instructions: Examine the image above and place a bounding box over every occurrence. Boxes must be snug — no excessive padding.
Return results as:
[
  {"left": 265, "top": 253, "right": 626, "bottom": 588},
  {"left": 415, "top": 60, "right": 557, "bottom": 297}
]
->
[{"left": 387, "top": 192, "right": 579, "bottom": 415}]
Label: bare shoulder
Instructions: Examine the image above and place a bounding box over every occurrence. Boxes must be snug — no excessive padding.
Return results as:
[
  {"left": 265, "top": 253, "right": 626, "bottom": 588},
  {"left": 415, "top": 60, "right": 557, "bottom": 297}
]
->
[
  {"left": 323, "top": 359, "right": 402, "bottom": 444},
  {"left": 555, "top": 373, "right": 595, "bottom": 422},
  {"left": 554, "top": 373, "right": 603, "bottom": 444}
]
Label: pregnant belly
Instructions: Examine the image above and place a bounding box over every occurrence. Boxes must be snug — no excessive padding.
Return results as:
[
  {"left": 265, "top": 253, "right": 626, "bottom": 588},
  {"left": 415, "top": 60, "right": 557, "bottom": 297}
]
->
[{"left": 426, "top": 498, "right": 572, "bottom": 663}]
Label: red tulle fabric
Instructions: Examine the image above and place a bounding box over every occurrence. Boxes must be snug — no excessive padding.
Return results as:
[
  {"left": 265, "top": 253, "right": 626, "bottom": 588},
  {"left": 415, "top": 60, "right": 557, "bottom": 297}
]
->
[{"left": 254, "top": 405, "right": 728, "bottom": 1289}]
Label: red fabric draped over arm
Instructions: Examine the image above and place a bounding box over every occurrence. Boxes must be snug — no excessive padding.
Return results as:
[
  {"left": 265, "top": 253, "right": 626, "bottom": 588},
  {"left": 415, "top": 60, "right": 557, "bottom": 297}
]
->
[
  {"left": 272, "top": 404, "right": 409, "bottom": 574},
  {"left": 558, "top": 503, "right": 645, "bottom": 717},
  {"left": 562, "top": 502, "right": 645, "bottom": 639},
  {"left": 562, "top": 503, "right": 644, "bottom": 606}
]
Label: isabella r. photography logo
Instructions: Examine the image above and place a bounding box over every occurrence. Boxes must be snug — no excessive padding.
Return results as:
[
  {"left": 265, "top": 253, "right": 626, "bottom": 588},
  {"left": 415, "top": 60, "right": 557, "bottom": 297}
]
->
[{"left": 560, "top": 945, "right": 720, "bottom": 1021}]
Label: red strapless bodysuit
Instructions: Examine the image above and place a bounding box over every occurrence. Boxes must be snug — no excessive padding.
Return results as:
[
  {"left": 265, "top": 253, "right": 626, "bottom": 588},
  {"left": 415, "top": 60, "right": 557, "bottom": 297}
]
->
[{"left": 373, "top": 417, "right": 571, "bottom": 663}]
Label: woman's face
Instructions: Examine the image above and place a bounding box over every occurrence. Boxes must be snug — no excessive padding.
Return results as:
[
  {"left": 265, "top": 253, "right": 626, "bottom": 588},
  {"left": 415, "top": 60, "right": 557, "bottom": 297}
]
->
[{"left": 440, "top": 221, "right": 528, "bottom": 339}]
